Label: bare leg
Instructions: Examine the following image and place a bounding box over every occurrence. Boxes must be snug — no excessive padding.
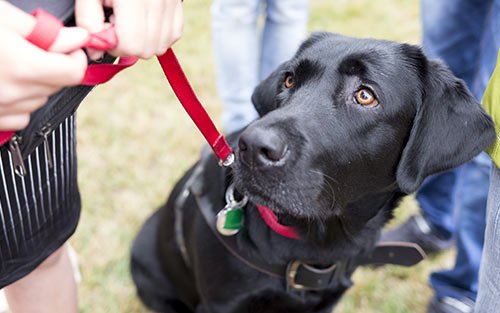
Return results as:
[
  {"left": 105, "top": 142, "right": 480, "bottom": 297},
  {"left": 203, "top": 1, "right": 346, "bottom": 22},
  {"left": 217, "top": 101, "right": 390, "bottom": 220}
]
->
[{"left": 4, "top": 244, "right": 78, "bottom": 313}]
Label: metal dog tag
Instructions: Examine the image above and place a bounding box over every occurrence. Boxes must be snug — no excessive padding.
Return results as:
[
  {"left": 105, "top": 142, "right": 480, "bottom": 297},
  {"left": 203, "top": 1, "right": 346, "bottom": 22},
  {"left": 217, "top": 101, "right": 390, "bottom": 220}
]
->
[
  {"left": 216, "top": 206, "right": 243, "bottom": 236},
  {"left": 216, "top": 183, "right": 248, "bottom": 236}
]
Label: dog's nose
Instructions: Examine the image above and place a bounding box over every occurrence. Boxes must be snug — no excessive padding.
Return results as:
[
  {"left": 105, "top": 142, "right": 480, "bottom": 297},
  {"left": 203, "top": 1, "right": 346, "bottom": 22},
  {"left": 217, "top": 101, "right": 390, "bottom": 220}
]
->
[{"left": 238, "top": 127, "right": 288, "bottom": 167}]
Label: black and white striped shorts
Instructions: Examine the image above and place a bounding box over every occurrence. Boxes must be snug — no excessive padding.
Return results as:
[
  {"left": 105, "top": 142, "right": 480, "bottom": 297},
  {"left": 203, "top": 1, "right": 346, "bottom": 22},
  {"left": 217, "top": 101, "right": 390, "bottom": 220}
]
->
[{"left": 0, "top": 115, "right": 81, "bottom": 287}]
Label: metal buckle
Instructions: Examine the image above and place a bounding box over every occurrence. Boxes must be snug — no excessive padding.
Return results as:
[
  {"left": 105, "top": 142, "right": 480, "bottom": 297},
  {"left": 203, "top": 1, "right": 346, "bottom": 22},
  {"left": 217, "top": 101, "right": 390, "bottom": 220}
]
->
[
  {"left": 286, "top": 260, "right": 338, "bottom": 291},
  {"left": 286, "top": 260, "right": 307, "bottom": 291}
]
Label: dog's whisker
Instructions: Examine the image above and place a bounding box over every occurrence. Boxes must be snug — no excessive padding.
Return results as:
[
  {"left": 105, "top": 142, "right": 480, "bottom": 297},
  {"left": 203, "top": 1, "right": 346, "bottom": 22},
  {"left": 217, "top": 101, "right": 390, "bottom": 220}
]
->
[{"left": 309, "top": 169, "right": 337, "bottom": 213}]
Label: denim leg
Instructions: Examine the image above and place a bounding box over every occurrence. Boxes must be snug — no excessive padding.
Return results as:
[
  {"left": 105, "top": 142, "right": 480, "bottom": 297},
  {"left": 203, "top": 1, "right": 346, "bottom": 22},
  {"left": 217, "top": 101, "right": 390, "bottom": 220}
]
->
[
  {"left": 421, "top": 0, "right": 491, "bottom": 89},
  {"left": 212, "top": 0, "right": 309, "bottom": 134},
  {"left": 471, "top": 0, "right": 500, "bottom": 100},
  {"left": 211, "top": 0, "right": 261, "bottom": 133},
  {"left": 430, "top": 153, "right": 491, "bottom": 301},
  {"left": 420, "top": 0, "right": 494, "bottom": 303},
  {"left": 476, "top": 166, "right": 500, "bottom": 312},
  {"left": 475, "top": 1, "right": 500, "bottom": 310},
  {"left": 260, "top": 0, "right": 309, "bottom": 80},
  {"left": 416, "top": 171, "right": 458, "bottom": 239},
  {"left": 418, "top": 0, "right": 490, "bottom": 238}
]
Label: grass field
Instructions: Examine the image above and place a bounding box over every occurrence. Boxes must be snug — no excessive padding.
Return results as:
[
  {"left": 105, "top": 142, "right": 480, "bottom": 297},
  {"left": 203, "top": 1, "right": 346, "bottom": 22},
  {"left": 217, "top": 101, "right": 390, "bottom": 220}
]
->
[{"left": 74, "top": 1, "right": 457, "bottom": 312}]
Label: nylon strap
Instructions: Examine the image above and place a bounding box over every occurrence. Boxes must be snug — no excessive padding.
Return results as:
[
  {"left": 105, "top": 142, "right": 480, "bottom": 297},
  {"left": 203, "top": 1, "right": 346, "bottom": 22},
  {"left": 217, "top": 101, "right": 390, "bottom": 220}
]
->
[
  {"left": 0, "top": 9, "right": 233, "bottom": 166},
  {"left": 157, "top": 50, "right": 233, "bottom": 163}
]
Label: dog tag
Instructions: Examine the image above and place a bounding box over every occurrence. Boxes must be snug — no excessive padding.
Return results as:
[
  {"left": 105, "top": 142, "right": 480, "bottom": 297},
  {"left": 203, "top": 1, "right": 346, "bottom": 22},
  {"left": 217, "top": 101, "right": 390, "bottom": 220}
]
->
[{"left": 216, "top": 206, "right": 243, "bottom": 236}]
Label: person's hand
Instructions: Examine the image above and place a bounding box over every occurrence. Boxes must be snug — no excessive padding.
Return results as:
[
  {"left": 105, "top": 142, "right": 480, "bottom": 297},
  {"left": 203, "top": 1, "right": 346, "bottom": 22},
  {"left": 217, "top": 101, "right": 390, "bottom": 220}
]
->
[
  {"left": 0, "top": 2, "right": 89, "bottom": 131},
  {"left": 75, "top": 0, "right": 184, "bottom": 60}
]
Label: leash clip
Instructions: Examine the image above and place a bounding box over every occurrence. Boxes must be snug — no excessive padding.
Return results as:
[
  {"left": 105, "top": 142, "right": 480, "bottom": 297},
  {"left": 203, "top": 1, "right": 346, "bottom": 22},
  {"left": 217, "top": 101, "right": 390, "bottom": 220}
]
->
[{"left": 219, "top": 153, "right": 235, "bottom": 167}]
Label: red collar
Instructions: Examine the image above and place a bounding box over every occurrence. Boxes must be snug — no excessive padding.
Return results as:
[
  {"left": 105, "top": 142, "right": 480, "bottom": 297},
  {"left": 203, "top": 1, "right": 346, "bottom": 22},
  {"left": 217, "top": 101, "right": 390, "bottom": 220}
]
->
[{"left": 256, "top": 205, "right": 300, "bottom": 240}]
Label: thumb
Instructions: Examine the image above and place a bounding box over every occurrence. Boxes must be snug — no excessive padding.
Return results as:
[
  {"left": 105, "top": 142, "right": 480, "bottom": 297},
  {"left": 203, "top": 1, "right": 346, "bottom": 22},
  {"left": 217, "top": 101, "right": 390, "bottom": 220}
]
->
[
  {"left": 75, "top": 0, "right": 106, "bottom": 59},
  {"left": 0, "top": 1, "right": 36, "bottom": 36},
  {"left": 75, "top": 0, "right": 105, "bottom": 33}
]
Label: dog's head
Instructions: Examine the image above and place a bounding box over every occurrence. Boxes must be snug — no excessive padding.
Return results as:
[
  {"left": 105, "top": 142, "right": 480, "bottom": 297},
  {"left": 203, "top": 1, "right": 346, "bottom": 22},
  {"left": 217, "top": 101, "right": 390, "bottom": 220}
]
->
[{"left": 233, "top": 33, "right": 494, "bottom": 226}]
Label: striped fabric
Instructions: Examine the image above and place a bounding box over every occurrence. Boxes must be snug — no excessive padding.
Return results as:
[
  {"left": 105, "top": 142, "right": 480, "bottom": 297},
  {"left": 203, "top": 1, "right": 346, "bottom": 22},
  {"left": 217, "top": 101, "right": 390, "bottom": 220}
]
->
[{"left": 0, "top": 115, "right": 81, "bottom": 287}]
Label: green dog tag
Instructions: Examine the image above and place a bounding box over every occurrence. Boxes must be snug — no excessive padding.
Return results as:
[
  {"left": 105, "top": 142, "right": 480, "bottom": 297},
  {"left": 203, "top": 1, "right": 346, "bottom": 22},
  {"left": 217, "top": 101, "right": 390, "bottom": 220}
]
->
[{"left": 223, "top": 208, "right": 243, "bottom": 230}]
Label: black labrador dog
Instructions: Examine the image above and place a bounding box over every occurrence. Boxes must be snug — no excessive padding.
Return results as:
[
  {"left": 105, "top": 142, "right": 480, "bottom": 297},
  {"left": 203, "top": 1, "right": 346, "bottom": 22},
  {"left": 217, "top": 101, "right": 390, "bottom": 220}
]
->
[{"left": 131, "top": 33, "right": 495, "bottom": 313}]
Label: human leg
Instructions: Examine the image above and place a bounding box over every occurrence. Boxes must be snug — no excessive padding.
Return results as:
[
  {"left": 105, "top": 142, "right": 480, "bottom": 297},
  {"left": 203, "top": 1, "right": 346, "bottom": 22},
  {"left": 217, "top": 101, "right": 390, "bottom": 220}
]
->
[
  {"left": 260, "top": 0, "right": 309, "bottom": 80},
  {"left": 412, "top": 0, "right": 490, "bottom": 247},
  {"left": 211, "top": 0, "right": 261, "bottom": 133},
  {"left": 421, "top": 0, "right": 490, "bottom": 89},
  {"left": 429, "top": 153, "right": 491, "bottom": 303},
  {"left": 402, "top": 1, "right": 493, "bottom": 311},
  {"left": 476, "top": 165, "right": 500, "bottom": 312},
  {"left": 473, "top": 1, "right": 500, "bottom": 311},
  {"left": 423, "top": 0, "right": 500, "bottom": 310},
  {"left": 416, "top": 170, "right": 458, "bottom": 241},
  {"left": 4, "top": 244, "right": 77, "bottom": 313},
  {"left": 381, "top": 170, "right": 457, "bottom": 254}
]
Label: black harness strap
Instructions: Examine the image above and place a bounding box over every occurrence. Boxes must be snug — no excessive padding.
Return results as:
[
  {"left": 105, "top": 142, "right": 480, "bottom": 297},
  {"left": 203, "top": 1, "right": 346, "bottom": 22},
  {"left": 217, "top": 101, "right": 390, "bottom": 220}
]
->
[{"left": 174, "top": 161, "right": 426, "bottom": 292}]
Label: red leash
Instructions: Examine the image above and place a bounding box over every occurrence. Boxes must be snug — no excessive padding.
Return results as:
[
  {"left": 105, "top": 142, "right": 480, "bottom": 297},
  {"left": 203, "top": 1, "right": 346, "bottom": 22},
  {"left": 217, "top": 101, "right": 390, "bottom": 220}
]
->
[{"left": 0, "top": 9, "right": 233, "bottom": 166}]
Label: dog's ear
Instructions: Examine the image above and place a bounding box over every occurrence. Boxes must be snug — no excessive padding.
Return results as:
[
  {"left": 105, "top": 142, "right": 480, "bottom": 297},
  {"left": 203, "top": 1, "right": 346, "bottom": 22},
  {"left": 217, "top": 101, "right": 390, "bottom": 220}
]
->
[
  {"left": 396, "top": 56, "right": 495, "bottom": 193},
  {"left": 251, "top": 62, "right": 289, "bottom": 117}
]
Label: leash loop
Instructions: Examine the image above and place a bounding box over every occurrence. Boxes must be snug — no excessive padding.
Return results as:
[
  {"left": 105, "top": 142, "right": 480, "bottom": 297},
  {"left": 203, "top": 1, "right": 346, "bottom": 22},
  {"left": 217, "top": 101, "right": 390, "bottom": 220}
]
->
[{"left": 0, "top": 9, "right": 234, "bottom": 168}]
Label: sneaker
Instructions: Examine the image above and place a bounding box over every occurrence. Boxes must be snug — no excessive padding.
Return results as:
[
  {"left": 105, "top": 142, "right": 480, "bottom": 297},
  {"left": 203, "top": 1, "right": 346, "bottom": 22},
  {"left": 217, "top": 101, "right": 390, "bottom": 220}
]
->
[
  {"left": 428, "top": 296, "right": 475, "bottom": 313},
  {"left": 380, "top": 215, "right": 453, "bottom": 255}
]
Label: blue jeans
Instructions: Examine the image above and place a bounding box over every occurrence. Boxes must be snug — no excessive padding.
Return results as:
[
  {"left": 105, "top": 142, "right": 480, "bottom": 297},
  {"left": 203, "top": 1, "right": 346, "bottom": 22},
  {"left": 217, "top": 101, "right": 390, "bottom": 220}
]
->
[
  {"left": 419, "top": 0, "right": 500, "bottom": 302},
  {"left": 476, "top": 165, "right": 500, "bottom": 312},
  {"left": 211, "top": 0, "right": 309, "bottom": 133},
  {"left": 419, "top": 154, "right": 491, "bottom": 301}
]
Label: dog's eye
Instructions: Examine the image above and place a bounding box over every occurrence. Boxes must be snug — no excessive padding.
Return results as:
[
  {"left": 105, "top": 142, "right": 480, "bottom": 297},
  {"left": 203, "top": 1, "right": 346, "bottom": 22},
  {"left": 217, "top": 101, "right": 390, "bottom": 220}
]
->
[
  {"left": 354, "top": 88, "right": 378, "bottom": 107},
  {"left": 284, "top": 74, "right": 294, "bottom": 89}
]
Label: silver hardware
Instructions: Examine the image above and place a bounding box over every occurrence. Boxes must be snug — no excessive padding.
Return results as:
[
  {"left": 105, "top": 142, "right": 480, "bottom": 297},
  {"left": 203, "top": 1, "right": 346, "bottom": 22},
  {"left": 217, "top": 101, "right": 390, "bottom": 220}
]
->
[
  {"left": 9, "top": 136, "right": 26, "bottom": 177},
  {"left": 216, "top": 207, "right": 241, "bottom": 236},
  {"left": 219, "top": 153, "right": 235, "bottom": 167},
  {"left": 216, "top": 183, "right": 248, "bottom": 236},
  {"left": 37, "top": 124, "right": 53, "bottom": 169}
]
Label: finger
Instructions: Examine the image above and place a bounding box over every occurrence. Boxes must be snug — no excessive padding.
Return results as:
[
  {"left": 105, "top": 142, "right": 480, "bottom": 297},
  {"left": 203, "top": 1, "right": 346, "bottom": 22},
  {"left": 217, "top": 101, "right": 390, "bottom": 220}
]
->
[
  {"left": 75, "top": 0, "right": 105, "bottom": 59},
  {"left": 49, "top": 27, "right": 90, "bottom": 53},
  {"left": 0, "top": 114, "right": 31, "bottom": 131},
  {"left": 158, "top": 1, "right": 183, "bottom": 55},
  {"left": 0, "top": 80, "right": 57, "bottom": 106},
  {"left": 157, "top": 1, "right": 173, "bottom": 55},
  {"left": 145, "top": 0, "right": 165, "bottom": 59},
  {"left": 0, "top": 97, "right": 48, "bottom": 116},
  {"left": 0, "top": 2, "right": 89, "bottom": 54},
  {"left": 0, "top": 2, "right": 36, "bottom": 36},
  {"left": 75, "top": 0, "right": 105, "bottom": 33},
  {"left": 170, "top": 2, "right": 184, "bottom": 46},
  {"left": 111, "top": 0, "right": 147, "bottom": 57},
  {"left": 30, "top": 49, "right": 88, "bottom": 86}
]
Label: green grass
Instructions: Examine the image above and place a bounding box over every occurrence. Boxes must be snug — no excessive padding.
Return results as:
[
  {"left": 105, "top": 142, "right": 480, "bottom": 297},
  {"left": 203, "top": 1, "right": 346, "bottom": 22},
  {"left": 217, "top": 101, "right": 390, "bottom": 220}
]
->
[{"left": 74, "top": 1, "right": 456, "bottom": 312}]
